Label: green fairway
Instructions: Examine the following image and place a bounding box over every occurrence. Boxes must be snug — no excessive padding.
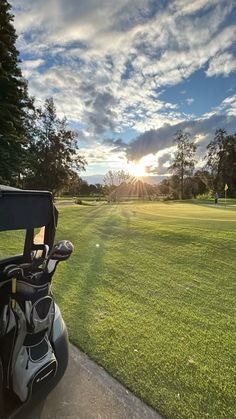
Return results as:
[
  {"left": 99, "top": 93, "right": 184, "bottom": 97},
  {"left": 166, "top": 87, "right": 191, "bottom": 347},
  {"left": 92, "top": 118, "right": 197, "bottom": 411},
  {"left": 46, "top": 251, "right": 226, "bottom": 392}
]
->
[
  {"left": 52, "top": 201, "right": 236, "bottom": 419},
  {"left": 1, "top": 201, "right": 235, "bottom": 418}
]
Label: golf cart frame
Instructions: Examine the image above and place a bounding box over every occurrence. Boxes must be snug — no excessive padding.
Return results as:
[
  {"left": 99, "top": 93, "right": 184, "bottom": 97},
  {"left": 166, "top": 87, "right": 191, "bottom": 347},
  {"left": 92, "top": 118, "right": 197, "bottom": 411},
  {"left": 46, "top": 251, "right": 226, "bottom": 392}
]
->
[{"left": 0, "top": 186, "right": 69, "bottom": 419}]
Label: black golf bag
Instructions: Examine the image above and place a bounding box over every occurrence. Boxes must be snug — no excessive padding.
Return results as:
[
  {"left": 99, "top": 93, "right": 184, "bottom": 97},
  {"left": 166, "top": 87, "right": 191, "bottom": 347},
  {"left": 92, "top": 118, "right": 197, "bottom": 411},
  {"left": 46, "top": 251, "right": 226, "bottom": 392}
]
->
[
  {"left": 0, "top": 186, "right": 72, "bottom": 419},
  {"left": 0, "top": 263, "right": 57, "bottom": 401}
]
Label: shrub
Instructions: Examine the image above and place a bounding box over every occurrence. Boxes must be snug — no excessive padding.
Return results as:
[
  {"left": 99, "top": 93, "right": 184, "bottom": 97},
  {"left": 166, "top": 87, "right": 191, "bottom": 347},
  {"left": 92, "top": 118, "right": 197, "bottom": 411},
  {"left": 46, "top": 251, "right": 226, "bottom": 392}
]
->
[
  {"left": 75, "top": 198, "right": 83, "bottom": 205},
  {"left": 196, "top": 190, "right": 213, "bottom": 200}
]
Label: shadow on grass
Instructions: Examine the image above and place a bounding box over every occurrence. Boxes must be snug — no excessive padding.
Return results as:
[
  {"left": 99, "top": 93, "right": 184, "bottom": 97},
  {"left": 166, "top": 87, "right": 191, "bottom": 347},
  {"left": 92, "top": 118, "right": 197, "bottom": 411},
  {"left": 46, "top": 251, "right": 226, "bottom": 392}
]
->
[{"left": 67, "top": 204, "right": 128, "bottom": 352}]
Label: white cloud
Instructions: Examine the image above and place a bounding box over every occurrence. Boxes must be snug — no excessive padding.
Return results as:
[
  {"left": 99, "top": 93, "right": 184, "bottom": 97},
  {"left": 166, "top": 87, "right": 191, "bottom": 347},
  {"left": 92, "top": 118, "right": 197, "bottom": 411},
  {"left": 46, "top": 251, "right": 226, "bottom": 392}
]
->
[
  {"left": 22, "top": 59, "right": 44, "bottom": 69},
  {"left": 215, "top": 94, "right": 236, "bottom": 116},
  {"left": 206, "top": 52, "right": 236, "bottom": 77},
  {"left": 80, "top": 143, "right": 128, "bottom": 175},
  {"left": 200, "top": 93, "right": 236, "bottom": 119},
  {"left": 186, "top": 98, "right": 194, "bottom": 105},
  {"left": 21, "top": 59, "right": 44, "bottom": 78},
  {"left": 171, "top": 0, "right": 220, "bottom": 15}
]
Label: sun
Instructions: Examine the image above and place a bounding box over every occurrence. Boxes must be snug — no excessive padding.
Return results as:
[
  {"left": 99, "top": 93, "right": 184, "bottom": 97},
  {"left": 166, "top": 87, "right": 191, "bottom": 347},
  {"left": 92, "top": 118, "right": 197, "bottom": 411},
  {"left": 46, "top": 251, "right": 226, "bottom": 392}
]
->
[{"left": 127, "top": 161, "right": 147, "bottom": 177}]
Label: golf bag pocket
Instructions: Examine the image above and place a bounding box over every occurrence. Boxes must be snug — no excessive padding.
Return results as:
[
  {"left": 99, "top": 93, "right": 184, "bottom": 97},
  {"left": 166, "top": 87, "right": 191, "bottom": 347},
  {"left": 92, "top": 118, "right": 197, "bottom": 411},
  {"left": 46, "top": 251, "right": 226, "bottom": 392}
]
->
[
  {"left": 12, "top": 336, "right": 58, "bottom": 402},
  {"left": 16, "top": 280, "right": 50, "bottom": 303},
  {"left": 25, "top": 296, "right": 55, "bottom": 334}
]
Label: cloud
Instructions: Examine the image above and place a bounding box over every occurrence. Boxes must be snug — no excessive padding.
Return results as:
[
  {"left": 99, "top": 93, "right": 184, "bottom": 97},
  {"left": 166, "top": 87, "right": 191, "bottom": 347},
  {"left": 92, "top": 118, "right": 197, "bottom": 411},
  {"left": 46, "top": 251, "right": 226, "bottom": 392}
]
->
[
  {"left": 21, "top": 58, "right": 44, "bottom": 78},
  {"left": 86, "top": 90, "right": 117, "bottom": 134},
  {"left": 126, "top": 113, "right": 236, "bottom": 161},
  {"left": 186, "top": 98, "right": 194, "bottom": 105},
  {"left": 206, "top": 52, "right": 236, "bottom": 77},
  {"left": 11, "top": 0, "right": 236, "bottom": 182},
  {"left": 207, "top": 93, "right": 236, "bottom": 117},
  {"left": 74, "top": 90, "right": 236, "bottom": 176},
  {"left": 12, "top": 0, "right": 236, "bottom": 138},
  {"left": 126, "top": 129, "right": 173, "bottom": 161},
  {"left": 103, "top": 138, "right": 127, "bottom": 152},
  {"left": 79, "top": 142, "right": 127, "bottom": 175},
  {"left": 22, "top": 59, "right": 44, "bottom": 69},
  {"left": 145, "top": 150, "right": 174, "bottom": 175}
]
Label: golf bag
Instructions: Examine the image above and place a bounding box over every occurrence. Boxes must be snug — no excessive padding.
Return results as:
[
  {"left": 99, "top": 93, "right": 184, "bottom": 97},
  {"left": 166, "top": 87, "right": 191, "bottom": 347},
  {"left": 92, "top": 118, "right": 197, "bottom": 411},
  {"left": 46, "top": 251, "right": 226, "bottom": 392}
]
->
[
  {"left": 0, "top": 186, "right": 73, "bottom": 419},
  {"left": 0, "top": 266, "right": 57, "bottom": 403}
]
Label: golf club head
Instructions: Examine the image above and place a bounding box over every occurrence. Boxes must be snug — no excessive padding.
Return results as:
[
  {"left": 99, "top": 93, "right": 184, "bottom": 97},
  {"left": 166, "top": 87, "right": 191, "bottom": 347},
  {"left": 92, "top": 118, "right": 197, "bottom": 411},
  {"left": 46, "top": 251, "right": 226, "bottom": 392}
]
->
[{"left": 48, "top": 240, "right": 74, "bottom": 261}]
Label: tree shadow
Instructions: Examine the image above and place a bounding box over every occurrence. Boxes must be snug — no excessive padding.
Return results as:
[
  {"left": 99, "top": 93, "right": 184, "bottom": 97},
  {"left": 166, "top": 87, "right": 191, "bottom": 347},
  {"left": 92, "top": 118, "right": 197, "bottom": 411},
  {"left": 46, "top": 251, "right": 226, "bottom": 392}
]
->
[{"left": 59, "top": 206, "right": 125, "bottom": 354}]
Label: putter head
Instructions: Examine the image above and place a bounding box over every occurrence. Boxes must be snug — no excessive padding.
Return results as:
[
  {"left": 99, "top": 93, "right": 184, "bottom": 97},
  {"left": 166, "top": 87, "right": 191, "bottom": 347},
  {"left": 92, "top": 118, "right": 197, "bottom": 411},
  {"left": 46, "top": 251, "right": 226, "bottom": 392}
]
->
[{"left": 49, "top": 240, "right": 74, "bottom": 261}]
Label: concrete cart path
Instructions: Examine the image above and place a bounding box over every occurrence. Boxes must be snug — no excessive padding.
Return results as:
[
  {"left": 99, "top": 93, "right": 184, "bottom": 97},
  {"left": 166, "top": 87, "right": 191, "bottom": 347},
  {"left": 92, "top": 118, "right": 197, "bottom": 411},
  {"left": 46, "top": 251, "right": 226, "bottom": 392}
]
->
[{"left": 39, "top": 344, "right": 162, "bottom": 419}]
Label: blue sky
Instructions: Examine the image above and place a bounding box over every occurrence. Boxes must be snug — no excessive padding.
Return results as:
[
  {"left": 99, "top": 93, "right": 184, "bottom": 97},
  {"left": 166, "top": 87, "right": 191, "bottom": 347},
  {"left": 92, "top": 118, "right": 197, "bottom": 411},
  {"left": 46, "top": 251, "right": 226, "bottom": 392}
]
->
[{"left": 12, "top": 0, "right": 236, "bottom": 182}]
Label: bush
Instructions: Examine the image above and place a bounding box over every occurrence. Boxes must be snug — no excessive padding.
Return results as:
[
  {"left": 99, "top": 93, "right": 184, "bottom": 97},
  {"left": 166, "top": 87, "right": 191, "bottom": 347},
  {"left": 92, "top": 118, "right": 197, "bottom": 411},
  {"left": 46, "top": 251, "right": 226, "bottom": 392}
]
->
[
  {"left": 75, "top": 198, "right": 97, "bottom": 206},
  {"left": 162, "top": 194, "right": 176, "bottom": 201},
  {"left": 75, "top": 198, "right": 83, "bottom": 205},
  {"left": 196, "top": 190, "right": 213, "bottom": 200}
]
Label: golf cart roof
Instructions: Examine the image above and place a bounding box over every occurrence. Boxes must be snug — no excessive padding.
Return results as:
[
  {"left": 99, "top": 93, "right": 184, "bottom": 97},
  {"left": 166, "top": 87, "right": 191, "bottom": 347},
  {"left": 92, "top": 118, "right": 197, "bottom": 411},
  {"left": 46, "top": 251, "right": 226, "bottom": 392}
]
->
[{"left": 0, "top": 185, "right": 57, "bottom": 231}]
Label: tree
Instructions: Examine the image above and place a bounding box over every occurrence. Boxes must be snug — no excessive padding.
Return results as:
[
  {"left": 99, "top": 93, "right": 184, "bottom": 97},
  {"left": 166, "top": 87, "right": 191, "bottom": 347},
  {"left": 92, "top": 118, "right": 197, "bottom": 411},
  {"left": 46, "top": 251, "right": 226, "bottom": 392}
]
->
[
  {"left": 169, "top": 175, "right": 181, "bottom": 199},
  {"left": 169, "top": 130, "right": 197, "bottom": 199},
  {"left": 0, "top": 0, "right": 30, "bottom": 184},
  {"left": 24, "top": 97, "right": 86, "bottom": 195},
  {"left": 75, "top": 179, "right": 88, "bottom": 196},
  {"left": 64, "top": 172, "right": 83, "bottom": 196},
  {"left": 205, "top": 129, "right": 236, "bottom": 196},
  {"left": 192, "top": 170, "right": 212, "bottom": 197},
  {"left": 103, "top": 169, "right": 130, "bottom": 189},
  {"left": 95, "top": 183, "right": 104, "bottom": 198},
  {"left": 103, "top": 170, "right": 131, "bottom": 202}
]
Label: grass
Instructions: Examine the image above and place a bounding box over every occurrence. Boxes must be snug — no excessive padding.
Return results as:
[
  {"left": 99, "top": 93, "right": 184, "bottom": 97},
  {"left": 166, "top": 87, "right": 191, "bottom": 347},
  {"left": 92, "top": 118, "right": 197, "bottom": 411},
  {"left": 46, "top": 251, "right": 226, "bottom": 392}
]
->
[
  {"left": 0, "top": 229, "right": 26, "bottom": 258},
  {"left": 0, "top": 201, "right": 235, "bottom": 418},
  {"left": 51, "top": 201, "right": 236, "bottom": 419}
]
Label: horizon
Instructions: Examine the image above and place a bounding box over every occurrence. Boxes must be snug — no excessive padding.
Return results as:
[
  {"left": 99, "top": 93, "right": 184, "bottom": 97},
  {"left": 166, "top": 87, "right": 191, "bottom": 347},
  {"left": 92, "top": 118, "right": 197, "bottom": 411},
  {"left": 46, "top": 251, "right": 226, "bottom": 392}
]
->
[{"left": 12, "top": 0, "right": 236, "bottom": 182}]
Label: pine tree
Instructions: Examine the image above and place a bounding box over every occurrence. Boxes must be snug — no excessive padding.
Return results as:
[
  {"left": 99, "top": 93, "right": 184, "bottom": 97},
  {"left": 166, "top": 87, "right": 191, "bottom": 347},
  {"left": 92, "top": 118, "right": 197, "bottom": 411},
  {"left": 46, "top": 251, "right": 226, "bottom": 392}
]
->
[{"left": 0, "top": 0, "right": 29, "bottom": 184}]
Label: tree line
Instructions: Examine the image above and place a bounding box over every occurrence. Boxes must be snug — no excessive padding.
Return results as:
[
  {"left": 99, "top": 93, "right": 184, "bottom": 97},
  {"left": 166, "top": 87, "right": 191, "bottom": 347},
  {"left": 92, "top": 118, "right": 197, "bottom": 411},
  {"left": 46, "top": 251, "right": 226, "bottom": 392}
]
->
[
  {"left": 163, "top": 128, "right": 236, "bottom": 199},
  {"left": 99, "top": 128, "right": 236, "bottom": 201}
]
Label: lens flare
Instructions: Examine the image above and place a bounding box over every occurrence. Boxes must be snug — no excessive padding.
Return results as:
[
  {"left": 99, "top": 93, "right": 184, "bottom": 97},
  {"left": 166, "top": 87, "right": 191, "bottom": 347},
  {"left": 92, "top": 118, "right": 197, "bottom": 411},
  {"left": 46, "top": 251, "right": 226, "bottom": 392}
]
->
[{"left": 127, "top": 162, "right": 147, "bottom": 177}]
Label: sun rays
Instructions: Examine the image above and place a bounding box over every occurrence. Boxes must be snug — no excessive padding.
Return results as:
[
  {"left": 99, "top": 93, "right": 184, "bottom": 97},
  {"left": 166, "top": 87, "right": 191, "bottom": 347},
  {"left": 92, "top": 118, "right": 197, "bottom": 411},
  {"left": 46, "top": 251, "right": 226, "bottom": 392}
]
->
[{"left": 127, "top": 161, "right": 147, "bottom": 178}]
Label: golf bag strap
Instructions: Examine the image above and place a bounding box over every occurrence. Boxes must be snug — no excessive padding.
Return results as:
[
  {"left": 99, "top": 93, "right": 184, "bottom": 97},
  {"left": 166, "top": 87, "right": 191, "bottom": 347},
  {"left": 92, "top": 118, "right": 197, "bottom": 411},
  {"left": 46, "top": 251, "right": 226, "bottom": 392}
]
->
[
  {"left": 24, "top": 229, "right": 34, "bottom": 262},
  {"left": 0, "top": 357, "right": 4, "bottom": 416},
  {"left": 44, "top": 206, "right": 58, "bottom": 250}
]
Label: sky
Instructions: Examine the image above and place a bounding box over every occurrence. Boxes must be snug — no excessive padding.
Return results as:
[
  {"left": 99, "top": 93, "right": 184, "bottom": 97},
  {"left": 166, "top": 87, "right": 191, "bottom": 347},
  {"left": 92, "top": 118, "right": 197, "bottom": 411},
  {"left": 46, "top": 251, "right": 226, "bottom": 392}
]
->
[{"left": 12, "top": 0, "right": 236, "bottom": 183}]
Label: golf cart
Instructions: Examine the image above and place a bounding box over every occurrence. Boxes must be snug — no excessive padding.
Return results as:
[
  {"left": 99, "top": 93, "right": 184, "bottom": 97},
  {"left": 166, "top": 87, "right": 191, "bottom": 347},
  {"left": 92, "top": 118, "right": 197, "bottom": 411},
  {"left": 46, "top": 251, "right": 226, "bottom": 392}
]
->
[{"left": 0, "top": 185, "right": 73, "bottom": 419}]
